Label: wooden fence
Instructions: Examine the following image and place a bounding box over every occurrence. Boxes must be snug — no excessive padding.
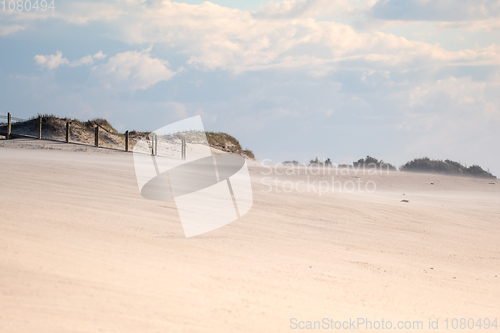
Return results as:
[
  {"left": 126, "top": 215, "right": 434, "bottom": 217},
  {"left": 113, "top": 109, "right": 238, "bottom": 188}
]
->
[
  {"left": 0, "top": 112, "right": 188, "bottom": 159},
  {"left": 0, "top": 113, "right": 131, "bottom": 152}
]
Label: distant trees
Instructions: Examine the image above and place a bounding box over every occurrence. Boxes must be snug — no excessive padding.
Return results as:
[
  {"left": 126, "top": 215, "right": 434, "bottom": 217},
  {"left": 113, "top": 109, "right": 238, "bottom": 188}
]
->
[
  {"left": 283, "top": 158, "right": 331, "bottom": 166},
  {"left": 353, "top": 156, "right": 396, "bottom": 170},
  {"left": 281, "top": 155, "right": 496, "bottom": 179},
  {"left": 309, "top": 157, "right": 321, "bottom": 165},
  {"left": 308, "top": 157, "right": 332, "bottom": 166},
  {"left": 400, "top": 157, "right": 496, "bottom": 179}
]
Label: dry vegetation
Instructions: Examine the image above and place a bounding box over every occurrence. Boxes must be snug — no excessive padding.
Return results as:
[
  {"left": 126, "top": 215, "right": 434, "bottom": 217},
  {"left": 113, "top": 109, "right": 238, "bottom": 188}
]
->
[
  {"left": 0, "top": 115, "right": 255, "bottom": 159},
  {"left": 205, "top": 131, "right": 255, "bottom": 159}
]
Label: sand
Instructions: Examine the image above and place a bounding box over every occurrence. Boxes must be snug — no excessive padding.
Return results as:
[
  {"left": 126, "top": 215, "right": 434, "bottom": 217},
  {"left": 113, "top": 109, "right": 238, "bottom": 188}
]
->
[{"left": 0, "top": 139, "right": 499, "bottom": 332}]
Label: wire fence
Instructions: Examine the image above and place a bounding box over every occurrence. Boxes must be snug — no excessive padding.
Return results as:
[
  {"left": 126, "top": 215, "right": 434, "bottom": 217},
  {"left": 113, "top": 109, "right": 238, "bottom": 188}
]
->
[
  {"left": 0, "top": 114, "right": 29, "bottom": 122},
  {"left": 0, "top": 114, "right": 29, "bottom": 126}
]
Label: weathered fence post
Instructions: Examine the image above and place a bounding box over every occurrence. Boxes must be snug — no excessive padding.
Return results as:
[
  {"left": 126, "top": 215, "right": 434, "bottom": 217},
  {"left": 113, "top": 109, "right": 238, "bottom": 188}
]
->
[
  {"left": 182, "top": 138, "right": 186, "bottom": 160},
  {"left": 95, "top": 126, "right": 99, "bottom": 147},
  {"left": 125, "top": 130, "right": 129, "bottom": 152},
  {"left": 38, "top": 116, "right": 42, "bottom": 140},
  {"left": 66, "top": 121, "right": 70, "bottom": 143},
  {"left": 154, "top": 134, "right": 158, "bottom": 156},
  {"left": 151, "top": 133, "right": 157, "bottom": 156},
  {"left": 7, "top": 113, "right": 11, "bottom": 140}
]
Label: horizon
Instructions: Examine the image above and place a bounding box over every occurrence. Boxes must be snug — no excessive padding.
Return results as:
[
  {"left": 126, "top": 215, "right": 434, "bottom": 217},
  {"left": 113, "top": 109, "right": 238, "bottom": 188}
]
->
[{"left": 2, "top": 111, "right": 498, "bottom": 178}]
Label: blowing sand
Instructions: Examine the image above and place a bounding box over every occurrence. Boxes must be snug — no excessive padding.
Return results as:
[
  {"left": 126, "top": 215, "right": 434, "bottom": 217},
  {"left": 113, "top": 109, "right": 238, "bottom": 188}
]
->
[{"left": 0, "top": 139, "right": 499, "bottom": 332}]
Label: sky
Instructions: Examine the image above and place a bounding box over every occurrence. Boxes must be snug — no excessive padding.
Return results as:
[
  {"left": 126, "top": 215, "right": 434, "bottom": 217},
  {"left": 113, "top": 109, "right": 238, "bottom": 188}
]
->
[{"left": 1, "top": 0, "right": 499, "bottom": 175}]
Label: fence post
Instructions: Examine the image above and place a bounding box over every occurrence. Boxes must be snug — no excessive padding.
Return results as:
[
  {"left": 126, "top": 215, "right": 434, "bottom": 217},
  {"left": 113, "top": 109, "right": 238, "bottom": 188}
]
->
[
  {"left": 66, "top": 122, "right": 70, "bottom": 143},
  {"left": 95, "top": 126, "right": 99, "bottom": 147},
  {"left": 151, "top": 134, "right": 156, "bottom": 156},
  {"left": 125, "top": 130, "right": 129, "bottom": 152},
  {"left": 7, "top": 113, "right": 11, "bottom": 140},
  {"left": 182, "top": 138, "right": 186, "bottom": 160},
  {"left": 154, "top": 134, "right": 158, "bottom": 156},
  {"left": 38, "top": 116, "right": 42, "bottom": 140}
]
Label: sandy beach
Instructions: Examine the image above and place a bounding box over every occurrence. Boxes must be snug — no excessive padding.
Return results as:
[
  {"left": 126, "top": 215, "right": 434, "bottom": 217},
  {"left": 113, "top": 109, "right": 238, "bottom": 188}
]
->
[{"left": 1, "top": 140, "right": 499, "bottom": 332}]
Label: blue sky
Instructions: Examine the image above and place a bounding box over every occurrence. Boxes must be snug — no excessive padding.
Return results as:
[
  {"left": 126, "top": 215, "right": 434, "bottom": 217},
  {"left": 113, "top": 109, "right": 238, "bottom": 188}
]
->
[{"left": 1, "top": 0, "right": 499, "bottom": 175}]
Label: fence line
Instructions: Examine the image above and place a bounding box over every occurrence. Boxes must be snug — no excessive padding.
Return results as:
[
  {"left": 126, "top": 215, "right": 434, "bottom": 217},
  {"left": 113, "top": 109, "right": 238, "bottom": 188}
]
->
[
  {"left": 0, "top": 112, "right": 138, "bottom": 154},
  {"left": 0, "top": 113, "right": 189, "bottom": 159}
]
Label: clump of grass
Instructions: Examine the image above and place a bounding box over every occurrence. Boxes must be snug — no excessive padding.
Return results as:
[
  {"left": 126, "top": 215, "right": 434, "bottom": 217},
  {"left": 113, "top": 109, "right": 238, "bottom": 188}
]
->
[
  {"left": 206, "top": 132, "right": 241, "bottom": 149},
  {"left": 85, "top": 118, "right": 118, "bottom": 133},
  {"left": 205, "top": 132, "right": 255, "bottom": 159}
]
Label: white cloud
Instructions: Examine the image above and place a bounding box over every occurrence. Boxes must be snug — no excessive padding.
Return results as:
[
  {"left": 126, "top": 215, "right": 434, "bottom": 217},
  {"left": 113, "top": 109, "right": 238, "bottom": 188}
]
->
[
  {"left": 256, "top": 0, "right": 500, "bottom": 32},
  {"left": 254, "top": 0, "right": 355, "bottom": 19},
  {"left": 69, "top": 51, "right": 107, "bottom": 67},
  {"left": 92, "top": 51, "right": 106, "bottom": 59},
  {"left": 91, "top": 47, "right": 177, "bottom": 90},
  {"left": 0, "top": 25, "right": 25, "bottom": 36},
  {"left": 355, "top": 0, "right": 500, "bottom": 32},
  {"left": 34, "top": 51, "right": 106, "bottom": 69},
  {"left": 369, "top": 0, "right": 500, "bottom": 22},
  {"left": 34, "top": 51, "right": 69, "bottom": 70},
  {"left": 438, "top": 19, "right": 500, "bottom": 32},
  {"left": 69, "top": 55, "right": 94, "bottom": 67},
  {"left": 33, "top": 47, "right": 176, "bottom": 90}
]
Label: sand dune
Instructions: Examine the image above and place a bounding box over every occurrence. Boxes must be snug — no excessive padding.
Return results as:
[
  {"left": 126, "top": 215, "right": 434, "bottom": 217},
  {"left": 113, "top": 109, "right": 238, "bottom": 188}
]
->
[{"left": 0, "top": 141, "right": 499, "bottom": 332}]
